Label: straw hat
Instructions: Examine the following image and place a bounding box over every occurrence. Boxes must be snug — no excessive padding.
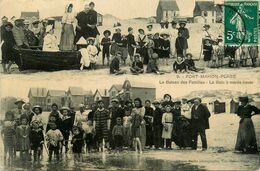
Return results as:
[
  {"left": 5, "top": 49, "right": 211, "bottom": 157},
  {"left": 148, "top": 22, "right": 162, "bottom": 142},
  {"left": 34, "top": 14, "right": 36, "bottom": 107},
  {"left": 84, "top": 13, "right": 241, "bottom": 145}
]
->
[{"left": 15, "top": 98, "right": 25, "bottom": 105}]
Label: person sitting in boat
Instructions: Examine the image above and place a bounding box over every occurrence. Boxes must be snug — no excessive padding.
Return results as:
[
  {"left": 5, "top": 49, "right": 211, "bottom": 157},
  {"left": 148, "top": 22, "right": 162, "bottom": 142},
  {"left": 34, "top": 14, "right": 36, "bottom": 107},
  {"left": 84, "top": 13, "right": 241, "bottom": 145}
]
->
[
  {"left": 43, "top": 25, "right": 59, "bottom": 52},
  {"left": 12, "top": 18, "right": 29, "bottom": 49},
  {"left": 23, "top": 20, "right": 38, "bottom": 47}
]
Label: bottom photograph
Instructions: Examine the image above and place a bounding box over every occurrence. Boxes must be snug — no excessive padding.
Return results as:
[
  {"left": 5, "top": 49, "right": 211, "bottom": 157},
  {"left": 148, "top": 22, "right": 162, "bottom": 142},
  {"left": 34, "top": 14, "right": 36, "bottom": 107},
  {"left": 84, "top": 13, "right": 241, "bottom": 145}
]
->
[{"left": 0, "top": 78, "right": 259, "bottom": 171}]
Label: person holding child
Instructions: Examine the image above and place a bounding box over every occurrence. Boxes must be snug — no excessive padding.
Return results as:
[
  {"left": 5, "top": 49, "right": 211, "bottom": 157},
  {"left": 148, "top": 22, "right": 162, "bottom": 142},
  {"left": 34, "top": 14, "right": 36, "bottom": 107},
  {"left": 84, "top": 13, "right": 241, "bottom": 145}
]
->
[
  {"left": 43, "top": 25, "right": 59, "bottom": 51},
  {"left": 101, "top": 30, "right": 112, "bottom": 66},
  {"left": 130, "top": 54, "right": 144, "bottom": 74}
]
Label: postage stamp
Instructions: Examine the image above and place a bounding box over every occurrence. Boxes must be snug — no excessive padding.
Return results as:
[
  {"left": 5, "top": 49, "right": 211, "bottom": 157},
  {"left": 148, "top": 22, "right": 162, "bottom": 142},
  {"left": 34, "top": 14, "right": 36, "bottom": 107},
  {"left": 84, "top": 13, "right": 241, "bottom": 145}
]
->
[{"left": 224, "top": 1, "right": 259, "bottom": 46}]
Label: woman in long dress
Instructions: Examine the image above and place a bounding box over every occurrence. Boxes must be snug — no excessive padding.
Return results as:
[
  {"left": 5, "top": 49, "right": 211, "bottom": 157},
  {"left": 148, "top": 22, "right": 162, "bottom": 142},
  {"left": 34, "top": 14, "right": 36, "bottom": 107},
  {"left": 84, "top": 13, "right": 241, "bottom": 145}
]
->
[
  {"left": 132, "top": 98, "right": 146, "bottom": 150},
  {"left": 235, "top": 96, "right": 260, "bottom": 153},
  {"left": 60, "top": 4, "right": 75, "bottom": 51}
]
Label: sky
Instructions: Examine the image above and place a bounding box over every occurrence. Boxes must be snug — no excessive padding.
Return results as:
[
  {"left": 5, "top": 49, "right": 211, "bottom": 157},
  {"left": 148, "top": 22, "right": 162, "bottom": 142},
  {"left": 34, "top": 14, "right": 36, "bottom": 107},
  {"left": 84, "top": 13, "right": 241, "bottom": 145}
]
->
[{"left": 0, "top": 0, "right": 224, "bottom": 20}]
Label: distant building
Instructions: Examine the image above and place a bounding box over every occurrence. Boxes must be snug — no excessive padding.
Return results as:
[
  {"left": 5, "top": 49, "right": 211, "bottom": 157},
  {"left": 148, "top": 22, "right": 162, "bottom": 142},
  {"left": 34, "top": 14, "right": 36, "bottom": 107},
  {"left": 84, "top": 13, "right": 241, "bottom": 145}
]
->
[
  {"left": 156, "top": 0, "right": 180, "bottom": 23},
  {"left": 93, "top": 89, "right": 110, "bottom": 108},
  {"left": 215, "top": 4, "right": 223, "bottom": 23},
  {"left": 21, "top": 11, "right": 40, "bottom": 20},
  {"left": 118, "top": 80, "right": 156, "bottom": 103},
  {"left": 213, "top": 99, "right": 226, "bottom": 114},
  {"left": 46, "top": 90, "right": 66, "bottom": 111},
  {"left": 108, "top": 84, "right": 123, "bottom": 100},
  {"left": 97, "top": 13, "right": 103, "bottom": 26},
  {"left": 28, "top": 88, "right": 47, "bottom": 110},
  {"left": 230, "top": 99, "right": 239, "bottom": 114},
  {"left": 67, "top": 87, "right": 85, "bottom": 109},
  {"left": 84, "top": 90, "right": 94, "bottom": 108},
  {"left": 193, "top": 1, "right": 216, "bottom": 23}
]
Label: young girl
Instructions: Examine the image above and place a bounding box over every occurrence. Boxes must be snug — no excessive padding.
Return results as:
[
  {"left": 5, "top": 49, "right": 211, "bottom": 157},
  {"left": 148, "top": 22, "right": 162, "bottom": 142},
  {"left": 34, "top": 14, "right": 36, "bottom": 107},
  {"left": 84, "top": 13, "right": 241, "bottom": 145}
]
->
[
  {"left": 71, "top": 126, "right": 84, "bottom": 162},
  {"left": 46, "top": 115, "right": 59, "bottom": 133},
  {"left": 31, "top": 105, "right": 44, "bottom": 129},
  {"left": 60, "top": 107, "right": 73, "bottom": 154},
  {"left": 29, "top": 120, "right": 44, "bottom": 162},
  {"left": 101, "top": 30, "right": 111, "bottom": 66},
  {"left": 160, "top": 33, "right": 171, "bottom": 65},
  {"left": 79, "top": 38, "right": 98, "bottom": 70},
  {"left": 123, "top": 103, "right": 132, "bottom": 149},
  {"left": 1, "top": 111, "right": 16, "bottom": 163},
  {"left": 173, "top": 56, "right": 188, "bottom": 73},
  {"left": 162, "top": 105, "right": 173, "bottom": 149},
  {"left": 16, "top": 116, "right": 30, "bottom": 160},
  {"left": 46, "top": 122, "right": 63, "bottom": 162},
  {"left": 131, "top": 108, "right": 143, "bottom": 154},
  {"left": 203, "top": 37, "right": 213, "bottom": 67}
]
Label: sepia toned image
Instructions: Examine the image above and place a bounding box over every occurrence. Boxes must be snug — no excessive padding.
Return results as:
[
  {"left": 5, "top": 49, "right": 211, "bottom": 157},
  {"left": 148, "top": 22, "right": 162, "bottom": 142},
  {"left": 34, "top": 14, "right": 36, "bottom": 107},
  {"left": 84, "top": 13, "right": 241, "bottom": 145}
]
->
[{"left": 0, "top": 0, "right": 259, "bottom": 171}]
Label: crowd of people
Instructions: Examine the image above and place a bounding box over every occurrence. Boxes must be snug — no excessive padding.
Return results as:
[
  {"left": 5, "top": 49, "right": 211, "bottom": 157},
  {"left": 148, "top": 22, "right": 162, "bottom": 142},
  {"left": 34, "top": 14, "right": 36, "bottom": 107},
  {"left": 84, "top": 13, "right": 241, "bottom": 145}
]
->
[
  {"left": 1, "top": 94, "right": 259, "bottom": 164},
  {"left": 1, "top": 2, "right": 258, "bottom": 73}
]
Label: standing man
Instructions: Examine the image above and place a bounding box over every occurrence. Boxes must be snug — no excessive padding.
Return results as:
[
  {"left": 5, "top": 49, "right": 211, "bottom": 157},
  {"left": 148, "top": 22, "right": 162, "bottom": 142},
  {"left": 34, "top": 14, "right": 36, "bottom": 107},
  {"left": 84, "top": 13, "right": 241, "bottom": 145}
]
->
[
  {"left": 178, "top": 21, "right": 189, "bottom": 57},
  {"left": 144, "top": 100, "right": 154, "bottom": 149},
  {"left": 191, "top": 98, "right": 211, "bottom": 151},
  {"left": 1, "top": 16, "right": 8, "bottom": 41}
]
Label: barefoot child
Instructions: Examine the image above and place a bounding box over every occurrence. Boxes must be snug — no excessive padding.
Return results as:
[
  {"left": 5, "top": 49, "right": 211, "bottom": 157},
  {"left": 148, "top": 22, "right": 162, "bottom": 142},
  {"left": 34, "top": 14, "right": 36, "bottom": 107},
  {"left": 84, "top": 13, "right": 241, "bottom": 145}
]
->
[
  {"left": 130, "top": 54, "right": 144, "bottom": 74},
  {"left": 101, "top": 30, "right": 111, "bottom": 66},
  {"left": 60, "top": 107, "right": 73, "bottom": 154},
  {"left": 45, "top": 122, "right": 63, "bottom": 162},
  {"left": 71, "top": 126, "right": 84, "bottom": 162},
  {"left": 1, "top": 111, "right": 16, "bottom": 163},
  {"left": 16, "top": 116, "right": 30, "bottom": 160},
  {"left": 112, "top": 117, "right": 125, "bottom": 153},
  {"left": 29, "top": 120, "right": 44, "bottom": 162},
  {"left": 131, "top": 108, "right": 143, "bottom": 154}
]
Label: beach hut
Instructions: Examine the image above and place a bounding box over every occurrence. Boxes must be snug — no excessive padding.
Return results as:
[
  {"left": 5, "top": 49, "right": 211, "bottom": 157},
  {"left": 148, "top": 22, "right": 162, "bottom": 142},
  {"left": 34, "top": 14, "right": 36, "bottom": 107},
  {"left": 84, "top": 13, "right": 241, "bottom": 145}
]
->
[
  {"left": 213, "top": 99, "right": 226, "bottom": 114},
  {"left": 230, "top": 99, "right": 239, "bottom": 114}
]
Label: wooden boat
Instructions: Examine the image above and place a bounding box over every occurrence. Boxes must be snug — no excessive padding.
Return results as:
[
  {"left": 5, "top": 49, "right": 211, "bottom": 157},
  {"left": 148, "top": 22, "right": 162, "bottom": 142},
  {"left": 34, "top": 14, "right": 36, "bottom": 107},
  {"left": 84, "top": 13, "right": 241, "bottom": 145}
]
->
[{"left": 13, "top": 48, "right": 81, "bottom": 71}]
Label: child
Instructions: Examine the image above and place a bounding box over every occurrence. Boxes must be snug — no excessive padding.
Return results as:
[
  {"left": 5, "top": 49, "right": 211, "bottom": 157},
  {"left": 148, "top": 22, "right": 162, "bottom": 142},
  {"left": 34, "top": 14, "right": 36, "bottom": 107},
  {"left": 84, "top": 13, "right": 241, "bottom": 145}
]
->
[
  {"left": 112, "top": 117, "right": 125, "bottom": 153},
  {"left": 93, "top": 100, "right": 110, "bottom": 152},
  {"left": 85, "top": 120, "right": 94, "bottom": 153},
  {"left": 127, "top": 27, "right": 136, "bottom": 62},
  {"left": 31, "top": 105, "right": 44, "bottom": 129},
  {"left": 46, "top": 114, "right": 59, "bottom": 133},
  {"left": 146, "top": 53, "right": 164, "bottom": 75},
  {"left": 45, "top": 122, "right": 63, "bottom": 162},
  {"left": 136, "top": 29, "right": 148, "bottom": 64},
  {"left": 60, "top": 107, "right": 73, "bottom": 154},
  {"left": 110, "top": 51, "right": 126, "bottom": 75},
  {"left": 111, "top": 27, "right": 122, "bottom": 56},
  {"left": 153, "top": 32, "right": 162, "bottom": 58},
  {"left": 173, "top": 56, "right": 188, "bottom": 73},
  {"left": 214, "top": 36, "right": 224, "bottom": 68},
  {"left": 203, "top": 37, "right": 213, "bottom": 67},
  {"left": 147, "top": 34, "right": 155, "bottom": 61},
  {"left": 16, "top": 116, "right": 30, "bottom": 160},
  {"left": 123, "top": 106, "right": 132, "bottom": 149},
  {"left": 71, "top": 126, "right": 84, "bottom": 162},
  {"left": 79, "top": 38, "right": 98, "bottom": 70},
  {"left": 160, "top": 33, "right": 171, "bottom": 65},
  {"left": 184, "top": 53, "right": 199, "bottom": 72},
  {"left": 152, "top": 100, "right": 163, "bottom": 150},
  {"left": 162, "top": 105, "right": 173, "bottom": 149},
  {"left": 29, "top": 120, "right": 44, "bottom": 162},
  {"left": 43, "top": 25, "right": 59, "bottom": 51},
  {"left": 131, "top": 108, "right": 143, "bottom": 154},
  {"left": 130, "top": 54, "right": 144, "bottom": 74},
  {"left": 119, "top": 35, "right": 128, "bottom": 65},
  {"left": 175, "top": 32, "right": 185, "bottom": 57},
  {"left": 101, "top": 30, "right": 111, "bottom": 66},
  {"left": 1, "top": 111, "right": 16, "bottom": 163}
]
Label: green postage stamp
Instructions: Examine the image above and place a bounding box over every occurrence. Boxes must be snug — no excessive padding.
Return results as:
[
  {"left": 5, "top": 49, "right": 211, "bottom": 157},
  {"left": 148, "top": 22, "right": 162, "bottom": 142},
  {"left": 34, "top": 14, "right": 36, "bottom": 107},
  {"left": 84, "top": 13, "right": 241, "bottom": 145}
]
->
[{"left": 224, "top": 1, "right": 259, "bottom": 46}]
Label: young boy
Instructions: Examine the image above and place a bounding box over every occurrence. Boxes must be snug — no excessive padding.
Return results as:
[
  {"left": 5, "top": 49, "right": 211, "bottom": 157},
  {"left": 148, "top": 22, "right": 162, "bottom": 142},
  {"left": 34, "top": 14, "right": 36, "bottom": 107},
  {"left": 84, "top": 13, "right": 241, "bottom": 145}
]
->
[
  {"left": 112, "top": 117, "right": 125, "bottom": 153},
  {"left": 152, "top": 100, "right": 163, "bottom": 150},
  {"left": 146, "top": 53, "right": 164, "bottom": 75},
  {"left": 127, "top": 27, "right": 136, "bottom": 62},
  {"left": 71, "top": 126, "right": 84, "bottom": 162},
  {"left": 110, "top": 51, "right": 126, "bottom": 75},
  {"left": 175, "top": 32, "right": 185, "bottom": 57},
  {"left": 101, "top": 30, "right": 111, "bottom": 66},
  {"left": 130, "top": 54, "right": 144, "bottom": 74},
  {"left": 45, "top": 122, "right": 64, "bottom": 162},
  {"left": 173, "top": 56, "right": 188, "bottom": 73}
]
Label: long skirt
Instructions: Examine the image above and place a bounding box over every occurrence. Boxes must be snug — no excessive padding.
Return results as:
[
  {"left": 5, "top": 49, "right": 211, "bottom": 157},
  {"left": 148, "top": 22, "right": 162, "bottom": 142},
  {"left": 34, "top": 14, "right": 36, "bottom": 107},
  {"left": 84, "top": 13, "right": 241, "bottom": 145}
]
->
[
  {"left": 235, "top": 118, "right": 258, "bottom": 153},
  {"left": 140, "top": 122, "right": 146, "bottom": 150},
  {"left": 60, "top": 24, "right": 75, "bottom": 51}
]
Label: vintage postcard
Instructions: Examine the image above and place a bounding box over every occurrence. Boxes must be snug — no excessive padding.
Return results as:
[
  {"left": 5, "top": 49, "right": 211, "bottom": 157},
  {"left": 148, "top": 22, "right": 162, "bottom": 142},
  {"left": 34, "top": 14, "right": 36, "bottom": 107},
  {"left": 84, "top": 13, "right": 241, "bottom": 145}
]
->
[{"left": 0, "top": 0, "right": 259, "bottom": 170}]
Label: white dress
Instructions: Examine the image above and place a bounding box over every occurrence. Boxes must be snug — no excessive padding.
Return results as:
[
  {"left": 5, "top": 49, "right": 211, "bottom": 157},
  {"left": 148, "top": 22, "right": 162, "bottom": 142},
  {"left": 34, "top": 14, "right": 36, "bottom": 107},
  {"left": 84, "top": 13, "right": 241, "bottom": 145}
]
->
[
  {"left": 162, "top": 112, "right": 173, "bottom": 139},
  {"left": 43, "top": 34, "right": 59, "bottom": 51},
  {"left": 74, "top": 111, "right": 88, "bottom": 132},
  {"left": 181, "top": 104, "right": 191, "bottom": 119},
  {"left": 79, "top": 45, "right": 98, "bottom": 67},
  {"left": 169, "top": 28, "right": 178, "bottom": 55}
]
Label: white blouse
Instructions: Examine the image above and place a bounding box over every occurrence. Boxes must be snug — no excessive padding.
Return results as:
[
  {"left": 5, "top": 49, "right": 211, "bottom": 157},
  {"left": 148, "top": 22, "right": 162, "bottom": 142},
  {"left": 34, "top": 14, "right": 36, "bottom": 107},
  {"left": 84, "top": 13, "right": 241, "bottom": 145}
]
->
[
  {"left": 43, "top": 34, "right": 59, "bottom": 52},
  {"left": 62, "top": 12, "right": 76, "bottom": 24}
]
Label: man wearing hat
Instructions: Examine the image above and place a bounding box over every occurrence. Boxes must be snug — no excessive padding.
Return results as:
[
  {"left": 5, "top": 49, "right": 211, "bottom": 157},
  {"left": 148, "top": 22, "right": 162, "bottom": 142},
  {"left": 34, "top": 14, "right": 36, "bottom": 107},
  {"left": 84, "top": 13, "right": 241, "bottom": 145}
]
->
[
  {"left": 12, "top": 98, "right": 26, "bottom": 123},
  {"left": 178, "top": 20, "right": 189, "bottom": 56},
  {"left": 110, "top": 51, "right": 126, "bottom": 75},
  {"left": 23, "top": 20, "right": 38, "bottom": 46},
  {"left": 191, "top": 98, "right": 211, "bottom": 151},
  {"left": 101, "top": 30, "right": 111, "bottom": 66},
  {"left": 31, "top": 19, "right": 41, "bottom": 36},
  {"left": 109, "top": 98, "right": 124, "bottom": 149},
  {"left": 12, "top": 18, "right": 29, "bottom": 48},
  {"left": 1, "top": 16, "right": 8, "bottom": 41},
  {"left": 126, "top": 27, "right": 136, "bottom": 62}
]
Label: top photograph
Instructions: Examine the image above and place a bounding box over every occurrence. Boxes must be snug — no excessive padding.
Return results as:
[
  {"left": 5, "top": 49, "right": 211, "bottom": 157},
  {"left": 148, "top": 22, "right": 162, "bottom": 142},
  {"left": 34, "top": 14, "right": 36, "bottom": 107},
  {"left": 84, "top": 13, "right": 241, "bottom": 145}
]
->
[{"left": 0, "top": 0, "right": 259, "bottom": 76}]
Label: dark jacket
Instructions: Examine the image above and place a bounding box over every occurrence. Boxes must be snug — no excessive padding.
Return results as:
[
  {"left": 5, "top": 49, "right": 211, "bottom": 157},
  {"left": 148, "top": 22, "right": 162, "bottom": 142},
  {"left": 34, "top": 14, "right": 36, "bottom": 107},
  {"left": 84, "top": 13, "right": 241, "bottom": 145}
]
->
[
  {"left": 191, "top": 104, "right": 211, "bottom": 129},
  {"left": 110, "top": 57, "right": 120, "bottom": 74},
  {"left": 153, "top": 108, "right": 163, "bottom": 126}
]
